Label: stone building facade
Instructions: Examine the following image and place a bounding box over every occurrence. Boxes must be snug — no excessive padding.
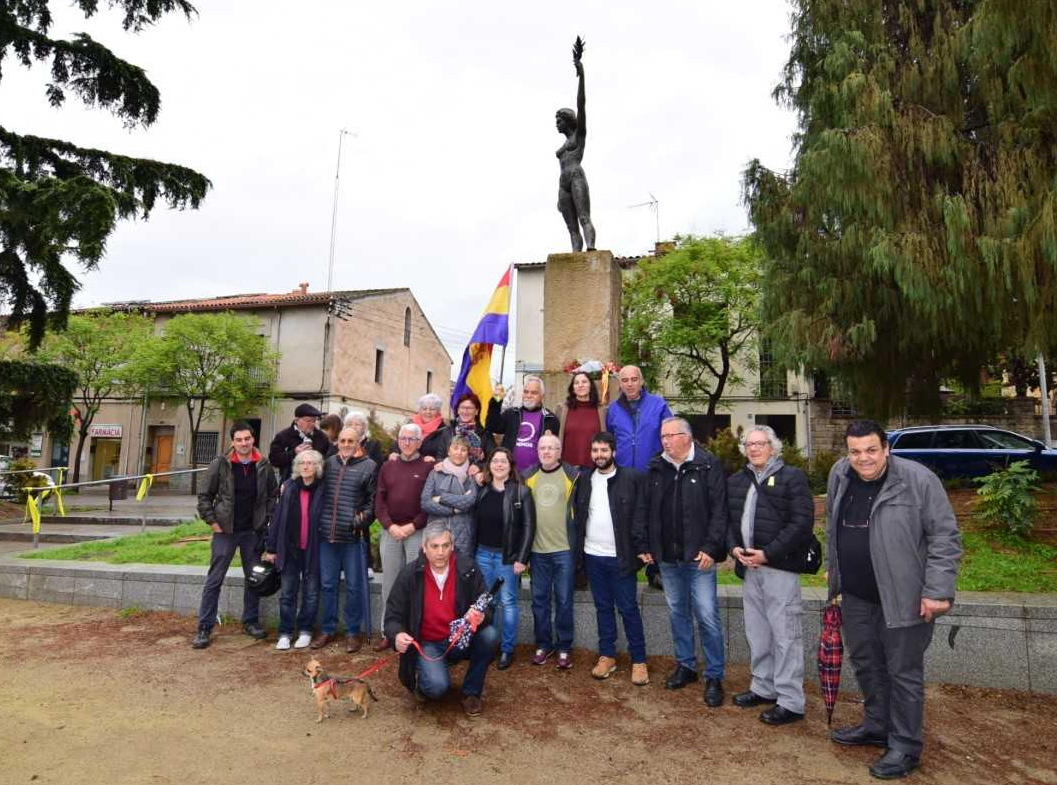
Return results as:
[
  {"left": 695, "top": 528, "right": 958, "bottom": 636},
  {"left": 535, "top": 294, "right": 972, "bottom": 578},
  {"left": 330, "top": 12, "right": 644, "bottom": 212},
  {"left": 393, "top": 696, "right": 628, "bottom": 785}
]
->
[{"left": 25, "top": 285, "right": 451, "bottom": 487}]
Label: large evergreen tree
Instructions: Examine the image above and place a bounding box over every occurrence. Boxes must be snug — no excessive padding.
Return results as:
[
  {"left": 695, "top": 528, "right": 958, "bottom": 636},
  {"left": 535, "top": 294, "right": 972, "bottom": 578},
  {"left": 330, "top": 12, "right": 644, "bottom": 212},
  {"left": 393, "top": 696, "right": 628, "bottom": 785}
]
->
[
  {"left": 742, "top": 0, "right": 1057, "bottom": 415},
  {"left": 1, "top": 1, "right": 211, "bottom": 348}
]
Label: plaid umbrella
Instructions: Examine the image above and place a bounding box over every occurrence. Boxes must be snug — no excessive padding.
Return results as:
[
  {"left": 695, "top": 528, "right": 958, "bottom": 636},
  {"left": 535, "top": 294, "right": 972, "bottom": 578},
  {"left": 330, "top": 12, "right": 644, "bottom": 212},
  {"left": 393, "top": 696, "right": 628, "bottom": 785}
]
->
[{"left": 818, "top": 602, "right": 844, "bottom": 725}]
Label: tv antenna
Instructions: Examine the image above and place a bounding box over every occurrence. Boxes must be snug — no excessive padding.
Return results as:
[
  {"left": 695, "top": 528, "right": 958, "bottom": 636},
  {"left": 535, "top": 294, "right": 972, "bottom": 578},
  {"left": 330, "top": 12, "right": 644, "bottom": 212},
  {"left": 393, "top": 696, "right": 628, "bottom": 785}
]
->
[{"left": 628, "top": 193, "right": 660, "bottom": 244}]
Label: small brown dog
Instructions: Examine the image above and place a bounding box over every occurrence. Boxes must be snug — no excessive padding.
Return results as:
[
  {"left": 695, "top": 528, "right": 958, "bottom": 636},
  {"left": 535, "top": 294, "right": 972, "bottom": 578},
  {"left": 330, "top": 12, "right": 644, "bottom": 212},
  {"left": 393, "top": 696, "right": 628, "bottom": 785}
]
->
[{"left": 302, "top": 658, "right": 377, "bottom": 722}]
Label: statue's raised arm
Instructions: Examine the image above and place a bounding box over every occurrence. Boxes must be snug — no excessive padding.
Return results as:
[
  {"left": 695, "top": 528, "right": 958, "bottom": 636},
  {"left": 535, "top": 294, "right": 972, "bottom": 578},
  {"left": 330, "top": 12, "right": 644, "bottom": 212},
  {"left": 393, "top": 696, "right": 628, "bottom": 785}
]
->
[
  {"left": 573, "top": 36, "right": 586, "bottom": 150},
  {"left": 555, "top": 35, "right": 596, "bottom": 251}
]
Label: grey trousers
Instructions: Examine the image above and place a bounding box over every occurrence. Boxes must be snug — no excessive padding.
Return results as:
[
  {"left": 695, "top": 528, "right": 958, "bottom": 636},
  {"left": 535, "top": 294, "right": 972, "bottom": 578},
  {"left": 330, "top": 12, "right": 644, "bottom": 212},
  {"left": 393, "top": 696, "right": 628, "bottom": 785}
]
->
[
  {"left": 743, "top": 565, "right": 805, "bottom": 713},
  {"left": 842, "top": 592, "right": 935, "bottom": 757},
  {"left": 380, "top": 527, "right": 424, "bottom": 619}
]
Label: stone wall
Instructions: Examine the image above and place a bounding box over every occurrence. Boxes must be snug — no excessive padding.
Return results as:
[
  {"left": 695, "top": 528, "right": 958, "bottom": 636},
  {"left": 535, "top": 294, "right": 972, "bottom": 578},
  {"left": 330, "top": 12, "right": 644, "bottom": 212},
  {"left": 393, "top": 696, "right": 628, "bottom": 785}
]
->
[
  {"left": 1, "top": 558, "right": 1053, "bottom": 694},
  {"left": 809, "top": 398, "right": 1057, "bottom": 455}
]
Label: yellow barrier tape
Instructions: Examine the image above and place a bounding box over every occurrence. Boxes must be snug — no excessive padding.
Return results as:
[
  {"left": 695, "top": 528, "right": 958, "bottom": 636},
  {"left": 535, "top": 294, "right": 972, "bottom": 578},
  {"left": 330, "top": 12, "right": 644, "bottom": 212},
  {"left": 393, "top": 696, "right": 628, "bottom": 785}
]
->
[
  {"left": 136, "top": 474, "right": 154, "bottom": 501},
  {"left": 53, "top": 468, "right": 66, "bottom": 517},
  {"left": 26, "top": 492, "right": 41, "bottom": 534}
]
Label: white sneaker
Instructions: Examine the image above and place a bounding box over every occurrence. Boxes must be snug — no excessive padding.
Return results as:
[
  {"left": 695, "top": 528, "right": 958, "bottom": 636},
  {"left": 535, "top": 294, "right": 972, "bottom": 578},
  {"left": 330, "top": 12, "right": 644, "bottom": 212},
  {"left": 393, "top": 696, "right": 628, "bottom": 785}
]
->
[
  {"left": 294, "top": 632, "right": 312, "bottom": 649},
  {"left": 276, "top": 635, "right": 292, "bottom": 651},
  {"left": 367, "top": 568, "right": 375, "bottom": 580}
]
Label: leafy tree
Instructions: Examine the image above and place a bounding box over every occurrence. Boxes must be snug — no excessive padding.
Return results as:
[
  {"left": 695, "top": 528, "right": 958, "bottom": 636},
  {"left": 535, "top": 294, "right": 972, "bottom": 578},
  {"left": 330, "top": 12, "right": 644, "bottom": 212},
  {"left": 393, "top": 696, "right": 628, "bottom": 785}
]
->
[
  {"left": 621, "top": 235, "right": 762, "bottom": 438},
  {"left": 0, "top": 358, "right": 76, "bottom": 442},
  {"left": 37, "top": 311, "right": 153, "bottom": 483},
  {"left": 137, "top": 312, "right": 277, "bottom": 493},
  {"left": 985, "top": 351, "right": 1055, "bottom": 398},
  {"left": 742, "top": 0, "right": 1057, "bottom": 416},
  {"left": 1, "top": 1, "right": 211, "bottom": 348}
]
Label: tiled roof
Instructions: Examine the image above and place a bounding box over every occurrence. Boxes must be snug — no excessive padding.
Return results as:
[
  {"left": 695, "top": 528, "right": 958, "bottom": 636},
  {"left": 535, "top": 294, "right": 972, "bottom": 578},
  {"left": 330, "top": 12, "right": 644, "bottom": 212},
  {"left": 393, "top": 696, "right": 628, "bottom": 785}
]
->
[{"left": 102, "top": 288, "right": 407, "bottom": 313}]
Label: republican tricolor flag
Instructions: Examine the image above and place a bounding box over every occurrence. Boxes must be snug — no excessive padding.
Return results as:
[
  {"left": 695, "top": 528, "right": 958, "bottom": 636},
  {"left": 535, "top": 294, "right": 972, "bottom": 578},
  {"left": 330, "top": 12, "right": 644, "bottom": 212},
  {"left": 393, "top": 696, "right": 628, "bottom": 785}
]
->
[{"left": 451, "top": 266, "right": 511, "bottom": 425}]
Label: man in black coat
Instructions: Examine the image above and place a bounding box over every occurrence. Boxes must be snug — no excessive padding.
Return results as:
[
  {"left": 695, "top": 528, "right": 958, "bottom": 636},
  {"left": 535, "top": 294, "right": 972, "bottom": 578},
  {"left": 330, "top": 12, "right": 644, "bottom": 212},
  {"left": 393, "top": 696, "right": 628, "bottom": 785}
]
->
[
  {"left": 269, "top": 403, "right": 331, "bottom": 481},
  {"left": 384, "top": 521, "right": 498, "bottom": 717},
  {"left": 634, "top": 417, "right": 728, "bottom": 707},
  {"left": 574, "top": 431, "right": 649, "bottom": 685},
  {"left": 485, "top": 376, "right": 560, "bottom": 473}
]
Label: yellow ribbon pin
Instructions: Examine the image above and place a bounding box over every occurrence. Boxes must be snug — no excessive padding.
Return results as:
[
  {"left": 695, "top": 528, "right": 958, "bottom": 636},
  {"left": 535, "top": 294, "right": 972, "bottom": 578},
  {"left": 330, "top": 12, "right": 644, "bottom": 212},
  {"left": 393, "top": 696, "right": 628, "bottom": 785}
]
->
[{"left": 136, "top": 474, "right": 155, "bottom": 501}]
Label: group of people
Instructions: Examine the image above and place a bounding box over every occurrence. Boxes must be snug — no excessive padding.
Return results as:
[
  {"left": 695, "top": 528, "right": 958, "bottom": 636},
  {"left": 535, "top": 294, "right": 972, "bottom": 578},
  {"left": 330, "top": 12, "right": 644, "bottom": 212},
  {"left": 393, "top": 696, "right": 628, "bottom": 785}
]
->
[{"left": 191, "top": 369, "right": 961, "bottom": 780}]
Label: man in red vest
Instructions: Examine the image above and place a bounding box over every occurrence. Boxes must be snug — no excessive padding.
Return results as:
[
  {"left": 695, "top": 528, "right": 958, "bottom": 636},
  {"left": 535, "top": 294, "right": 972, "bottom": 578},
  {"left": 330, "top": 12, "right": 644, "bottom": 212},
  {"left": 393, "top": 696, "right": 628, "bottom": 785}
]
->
[{"left": 384, "top": 521, "right": 498, "bottom": 717}]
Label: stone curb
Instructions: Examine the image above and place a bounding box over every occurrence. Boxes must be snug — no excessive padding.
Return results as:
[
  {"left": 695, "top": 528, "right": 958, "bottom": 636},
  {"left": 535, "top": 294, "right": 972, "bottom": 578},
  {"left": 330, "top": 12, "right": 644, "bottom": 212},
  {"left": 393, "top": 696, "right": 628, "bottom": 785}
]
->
[{"left": 0, "top": 555, "right": 1053, "bottom": 694}]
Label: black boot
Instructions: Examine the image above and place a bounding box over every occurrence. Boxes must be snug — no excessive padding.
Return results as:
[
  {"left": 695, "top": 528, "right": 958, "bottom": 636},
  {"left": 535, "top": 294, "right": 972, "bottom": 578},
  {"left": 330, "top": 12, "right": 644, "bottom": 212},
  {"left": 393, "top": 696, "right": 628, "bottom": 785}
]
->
[{"left": 191, "top": 628, "right": 211, "bottom": 649}]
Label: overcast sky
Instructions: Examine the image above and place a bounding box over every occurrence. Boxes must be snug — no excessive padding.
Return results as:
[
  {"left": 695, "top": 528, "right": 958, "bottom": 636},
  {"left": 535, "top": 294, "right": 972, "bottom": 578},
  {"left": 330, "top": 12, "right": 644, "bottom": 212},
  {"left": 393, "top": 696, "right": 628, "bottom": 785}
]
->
[{"left": 2, "top": 0, "right": 798, "bottom": 370}]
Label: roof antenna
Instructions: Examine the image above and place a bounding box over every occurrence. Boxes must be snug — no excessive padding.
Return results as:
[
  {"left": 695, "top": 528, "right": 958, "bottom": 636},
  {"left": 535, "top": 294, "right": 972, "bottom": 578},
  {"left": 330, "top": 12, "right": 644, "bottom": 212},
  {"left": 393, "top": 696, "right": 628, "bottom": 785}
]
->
[{"left": 628, "top": 193, "right": 660, "bottom": 244}]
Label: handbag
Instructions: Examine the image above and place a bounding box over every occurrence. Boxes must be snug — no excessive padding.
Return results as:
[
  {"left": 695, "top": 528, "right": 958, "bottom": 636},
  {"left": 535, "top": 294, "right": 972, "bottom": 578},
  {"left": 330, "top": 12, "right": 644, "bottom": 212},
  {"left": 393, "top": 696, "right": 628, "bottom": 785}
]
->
[{"left": 743, "top": 472, "right": 822, "bottom": 576}]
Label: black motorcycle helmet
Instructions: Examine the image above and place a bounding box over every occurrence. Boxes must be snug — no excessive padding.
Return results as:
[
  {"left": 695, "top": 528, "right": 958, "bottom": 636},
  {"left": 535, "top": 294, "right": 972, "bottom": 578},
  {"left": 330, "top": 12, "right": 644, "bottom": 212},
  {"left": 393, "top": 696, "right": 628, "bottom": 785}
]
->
[{"left": 246, "top": 561, "right": 281, "bottom": 597}]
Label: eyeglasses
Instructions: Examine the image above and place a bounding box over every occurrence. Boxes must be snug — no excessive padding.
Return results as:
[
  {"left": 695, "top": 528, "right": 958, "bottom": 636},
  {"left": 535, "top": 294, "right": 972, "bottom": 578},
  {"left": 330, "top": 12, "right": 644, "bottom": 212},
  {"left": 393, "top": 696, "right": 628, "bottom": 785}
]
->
[
  {"left": 745, "top": 440, "right": 770, "bottom": 449},
  {"left": 660, "top": 432, "right": 689, "bottom": 441},
  {"left": 398, "top": 436, "right": 422, "bottom": 443}
]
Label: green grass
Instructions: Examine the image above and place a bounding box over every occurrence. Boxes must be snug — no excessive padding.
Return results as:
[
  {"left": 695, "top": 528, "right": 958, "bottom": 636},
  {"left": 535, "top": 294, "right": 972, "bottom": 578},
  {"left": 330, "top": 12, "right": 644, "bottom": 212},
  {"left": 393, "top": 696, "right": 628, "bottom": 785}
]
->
[
  {"left": 956, "top": 530, "right": 1057, "bottom": 592},
  {"left": 20, "top": 520, "right": 226, "bottom": 566},
  {"left": 21, "top": 516, "right": 1057, "bottom": 594}
]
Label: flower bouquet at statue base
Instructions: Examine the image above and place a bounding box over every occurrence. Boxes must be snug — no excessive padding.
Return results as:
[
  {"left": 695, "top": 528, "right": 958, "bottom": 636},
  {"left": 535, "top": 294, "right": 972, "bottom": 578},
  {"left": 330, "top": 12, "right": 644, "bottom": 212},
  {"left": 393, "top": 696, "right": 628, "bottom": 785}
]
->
[{"left": 561, "top": 358, "right": 621, "bottom": 401}]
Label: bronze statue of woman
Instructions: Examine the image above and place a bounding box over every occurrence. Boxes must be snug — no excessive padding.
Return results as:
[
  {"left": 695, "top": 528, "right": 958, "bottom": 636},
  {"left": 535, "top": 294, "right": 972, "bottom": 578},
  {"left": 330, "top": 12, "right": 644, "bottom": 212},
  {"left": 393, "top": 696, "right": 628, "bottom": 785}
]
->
[{"left": 556, "top": 36, "right": 596, "bottom": 252}]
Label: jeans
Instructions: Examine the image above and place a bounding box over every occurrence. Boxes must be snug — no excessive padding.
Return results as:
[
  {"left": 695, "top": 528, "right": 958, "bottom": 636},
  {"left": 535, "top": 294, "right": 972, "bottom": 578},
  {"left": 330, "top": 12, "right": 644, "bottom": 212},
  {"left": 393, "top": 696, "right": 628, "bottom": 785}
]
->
[
  {"left": 530, "top": 550, "right": 575, "bottom": 652},
  {"left": 197, "top": 528, "right": 262, "bottom": 631},
  {"left": 416, "top": 624, "right": 499, "bottom": 698},
  {"left": 318, "top": 539, "right": 364, "bottom": 636},
  {"left": 658, "top": 560, "right": 725, "bottom": 679},
  {"left": 475, "top": 546, "right": 520, "bottom": 654},
  {"left": 380, "top": 527, "right": 424, "bottom": 616},
  {"left": 584, "top": 554, "right": 647, "bottom": 662},
  {"left": 278, "top": 548, "right": 319, "bottom": 637}
]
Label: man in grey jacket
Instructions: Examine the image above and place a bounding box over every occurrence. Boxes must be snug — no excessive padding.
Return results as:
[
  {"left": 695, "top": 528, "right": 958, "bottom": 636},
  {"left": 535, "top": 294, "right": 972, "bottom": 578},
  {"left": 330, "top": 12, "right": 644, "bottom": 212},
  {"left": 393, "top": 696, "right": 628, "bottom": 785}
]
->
[
  {"left": 826, "top": 419, "right": 961, "bottom": 780},
  {"left": 192, "top": 421, "right": 278, "bottom": 649}
]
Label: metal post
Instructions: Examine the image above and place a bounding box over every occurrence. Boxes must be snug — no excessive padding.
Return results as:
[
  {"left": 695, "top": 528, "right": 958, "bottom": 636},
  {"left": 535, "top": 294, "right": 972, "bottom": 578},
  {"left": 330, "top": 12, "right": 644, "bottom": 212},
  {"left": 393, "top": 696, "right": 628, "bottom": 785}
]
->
[
  {"left": 326, "top": 129, "right": 356, "bottom": 292},
  {"left": 1038, "top": 353, "right": 1052, "bottom": 446}
]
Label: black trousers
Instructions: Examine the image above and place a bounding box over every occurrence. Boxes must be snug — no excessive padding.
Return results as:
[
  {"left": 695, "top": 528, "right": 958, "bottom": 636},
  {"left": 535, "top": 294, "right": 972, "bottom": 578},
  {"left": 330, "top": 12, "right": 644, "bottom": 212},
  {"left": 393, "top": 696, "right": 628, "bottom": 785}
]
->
[{"left": 842, "top": 593, "right": 935, "bottom": 757}]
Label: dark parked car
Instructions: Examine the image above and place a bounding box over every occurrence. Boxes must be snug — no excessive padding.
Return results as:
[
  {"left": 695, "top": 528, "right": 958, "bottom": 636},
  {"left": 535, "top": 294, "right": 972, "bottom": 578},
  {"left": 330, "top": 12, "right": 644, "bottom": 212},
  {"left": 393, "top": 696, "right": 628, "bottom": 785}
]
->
[{"left": 887, "top": 425, "right": 1057, "bottom": 479}]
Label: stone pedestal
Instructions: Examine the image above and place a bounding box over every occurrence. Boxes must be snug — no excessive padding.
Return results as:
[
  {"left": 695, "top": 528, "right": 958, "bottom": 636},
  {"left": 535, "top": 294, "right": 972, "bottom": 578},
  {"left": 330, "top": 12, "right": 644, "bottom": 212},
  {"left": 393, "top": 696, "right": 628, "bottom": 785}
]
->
[{"left": 541, "top": 250, "right": 621, "bottom": 401}]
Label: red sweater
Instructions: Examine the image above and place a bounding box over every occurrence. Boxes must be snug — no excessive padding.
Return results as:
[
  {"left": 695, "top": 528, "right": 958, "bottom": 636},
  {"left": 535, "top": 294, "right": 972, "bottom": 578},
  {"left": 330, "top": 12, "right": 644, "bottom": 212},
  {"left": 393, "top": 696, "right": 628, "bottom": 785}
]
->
[
  {"left": 562, "top": 404, "right": 601, "bottom": 467},
  {"left": 375, "top": 456, "right": 430, "bottom": 530},
  {"left": 420, "top": 557, "right": 457, "bottom": 641}
]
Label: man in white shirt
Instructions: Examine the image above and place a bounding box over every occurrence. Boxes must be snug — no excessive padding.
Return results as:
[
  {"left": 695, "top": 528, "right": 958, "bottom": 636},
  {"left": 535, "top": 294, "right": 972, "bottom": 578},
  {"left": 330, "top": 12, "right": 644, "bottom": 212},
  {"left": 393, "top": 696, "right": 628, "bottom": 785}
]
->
[{"left": 573, "top": 431, "right": 649, "bottom": 686}]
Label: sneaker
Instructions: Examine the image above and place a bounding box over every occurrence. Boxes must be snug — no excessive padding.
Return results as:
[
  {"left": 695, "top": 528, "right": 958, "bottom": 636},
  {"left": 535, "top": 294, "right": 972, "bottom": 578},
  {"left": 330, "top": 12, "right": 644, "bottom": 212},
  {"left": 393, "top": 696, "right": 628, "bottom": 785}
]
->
[
  {"left": 191, "top": 628, "right": 211, "bottom": 649},
  {"left": 631, "top": 662, "right": 650, "bottom": 686},
  {"left": 367, "top": 568, "right": 376, "bottom": 580},
  {"left": 294, "top": 632, "right": 313, "bottom": 649},
  {"left": 275, "top": 635, "right": 292, "bottom": 651},
  {"left": 531, "top": 648, "right": 554, "bottom": 665},
  {"left": 591, "top": 655, "right": 617, "bottom": 680},
  {"left": 556, "top": 652, "right": 572, "bottom": 670}
]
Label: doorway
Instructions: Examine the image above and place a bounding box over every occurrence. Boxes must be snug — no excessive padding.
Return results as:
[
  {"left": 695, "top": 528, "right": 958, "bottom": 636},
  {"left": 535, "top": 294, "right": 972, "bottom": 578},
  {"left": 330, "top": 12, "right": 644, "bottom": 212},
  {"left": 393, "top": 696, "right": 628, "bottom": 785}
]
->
[
  {"left": 148, "top": 426, "right": 175, "bottom": 486},
  {"left": 90, "top": 438, "right": 122, "bottom": 481}
]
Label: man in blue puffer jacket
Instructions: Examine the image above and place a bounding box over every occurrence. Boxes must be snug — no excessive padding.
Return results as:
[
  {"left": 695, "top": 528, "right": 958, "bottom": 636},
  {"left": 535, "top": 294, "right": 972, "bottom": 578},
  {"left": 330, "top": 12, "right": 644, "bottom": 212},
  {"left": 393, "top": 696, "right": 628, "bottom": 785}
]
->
[
  {"left": 605, "top": 365, "right": 672, "bottom": 472},
  {"left": 606, "top": 365, "right": 671, "bottom": 588}
]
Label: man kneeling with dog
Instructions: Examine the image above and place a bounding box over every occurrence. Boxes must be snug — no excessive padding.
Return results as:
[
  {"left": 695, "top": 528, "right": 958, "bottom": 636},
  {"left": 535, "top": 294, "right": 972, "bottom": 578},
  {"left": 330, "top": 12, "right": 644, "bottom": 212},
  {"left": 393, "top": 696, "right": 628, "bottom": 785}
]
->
[{"left": 384, "top": 521, "right": 498, "bottom": 717}]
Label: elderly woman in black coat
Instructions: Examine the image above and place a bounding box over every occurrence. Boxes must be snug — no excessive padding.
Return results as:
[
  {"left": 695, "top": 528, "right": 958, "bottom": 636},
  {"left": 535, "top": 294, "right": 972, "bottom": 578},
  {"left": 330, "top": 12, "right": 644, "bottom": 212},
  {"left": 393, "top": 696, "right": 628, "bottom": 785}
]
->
[{"left": 726, "top": 425, "right": 814, "bottom": 726}]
